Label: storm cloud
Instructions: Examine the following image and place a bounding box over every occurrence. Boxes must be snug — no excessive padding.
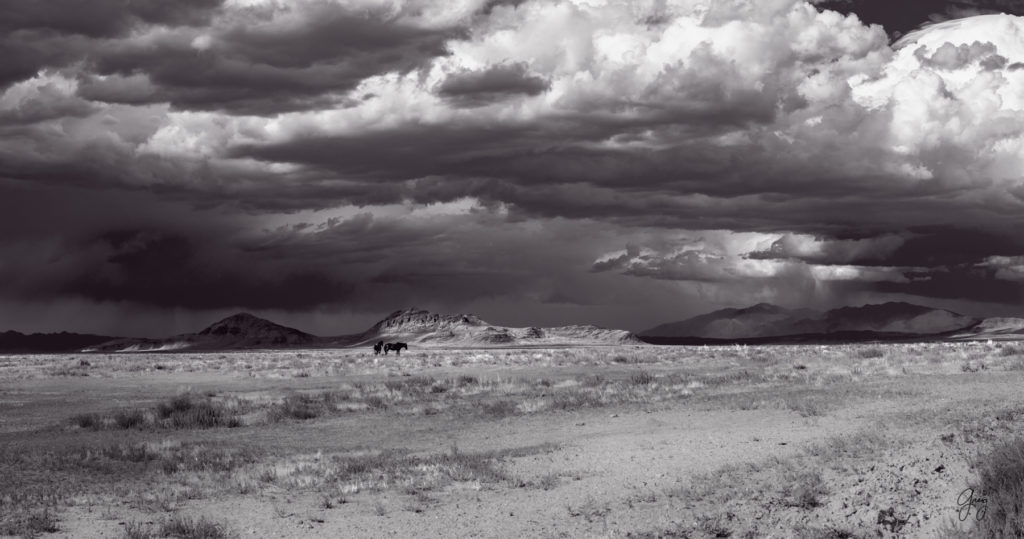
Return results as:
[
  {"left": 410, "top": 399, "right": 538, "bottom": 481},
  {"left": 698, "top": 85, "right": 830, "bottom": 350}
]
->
[
  {"left": 438, "top": 62, "right": 550, "bottom": 107},
  {"left": 3, "top": 0, "right": 1024, "bottom": 336}
]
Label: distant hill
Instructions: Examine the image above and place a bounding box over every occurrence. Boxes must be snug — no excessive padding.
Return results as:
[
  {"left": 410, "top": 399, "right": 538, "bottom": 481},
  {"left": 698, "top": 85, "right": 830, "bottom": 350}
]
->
[
  {"left": 368, "top": 309, "right": 488, "bottom": 337},
  {"left": 90, "top": 313, "right": 318, "bottom": 352},
  {"left": 640, "top": 303, "right": 818, "bottom": 340},
  {"left": 340, "top": 308, "right": 639, "bottom": 347},
  {"left": 949, "top": 317, "right": 1024, "bottom": 341},
  {"left": 813, "top": 302, "right": 977, "bottom": 335},
  {"left": 196, "top": 313, "right": 318, "bottom": 348},
  {"left": 640, "top": 302, "right": 980, "bottom": 343},
  {"left": 0, "top": 331, "right": 118, "bottom": 353}
]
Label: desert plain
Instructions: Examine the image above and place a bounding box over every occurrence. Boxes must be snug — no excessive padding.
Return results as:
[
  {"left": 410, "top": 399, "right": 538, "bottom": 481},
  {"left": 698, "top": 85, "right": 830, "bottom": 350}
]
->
[{"left": 2, "top": 342, "right": 1024, "bottom": 538}]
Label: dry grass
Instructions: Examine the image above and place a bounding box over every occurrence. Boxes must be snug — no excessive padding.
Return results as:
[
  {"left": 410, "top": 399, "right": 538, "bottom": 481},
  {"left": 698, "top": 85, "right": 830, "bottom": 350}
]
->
[
  {"left": 662, "top": 428, "right": 898, "bottom": 536},
  {"left": 5, "top": 340, "right": 1023, "bottom": 382},
  {"left": 123, "top": 514, "right": 235, "bottom": 539},
  {"left": 958, "top": 438, "right": 1024, "bottom": 536},
  {"left": 679, "top": 455, "right": 829, "bottom": 510},
  {"left": 268, "top": 393, "right": 328, "bottom": 421},
  {"left": 46, "top": 343, "right": 956, "bottom": 437},
  {"left": 857, "top": 347, "right": 885, "bottom": 359},
  {"left": 0, "top": 439, "right": 261, "bottom": 533},
  {"left": 781, "top": 470, "right": 828, "bottom": 509},
  {"left": 94, "top": 372, "right": 707, "bottom": 426},
  {"left": 256, "top": 442, "right": 558, "bottom": 494},
  {"left": 0, "top": 508, "right": 59, "bottom": 538},
  {"left": 705, "top": 385, "right": 914, "bottom": 418},
  {"left": 71, "top": 394, "right": 243, "bottom": 431}
]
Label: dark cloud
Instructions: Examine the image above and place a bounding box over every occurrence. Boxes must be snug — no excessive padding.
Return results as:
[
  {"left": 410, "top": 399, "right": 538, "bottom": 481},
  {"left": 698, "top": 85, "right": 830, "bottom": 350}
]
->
[
  {"left": 0, "top": 181, "right": 356, "bottom": 314},
  {"left": 0, "top": 0, "right": 224, "bottom": 38},
  {"left": 0, "top": 43, "right": 67, "bottom": 88},
  {"left": 743, "top": 228, "right": 1024, "bottom": 277},
  {"left": 438, "top": 62, "right": 549, "bottom": 107},
  {"left": 882, "top": 228, "right": 1024, "bottom": 267},
  {"left": 220, "top": 6, "right": 455, "bottom": 69},
  {"left": 231, "top": 110, "right": 839, "bottom": 215},
  {"left": 80, "top": 6, "right": 461, "bottom": 114},
  {"left": 481, "top": 0, "right": 530, "bottom": 15},
  {"left": 0, "top": 2, "right": 460, "bottom": 115},
  {"left": 747, "top": 234, "right": 908, "bottom": 265},
  {"left": 873, "top": 265, "right": 1024, "bottom": 304},
  {"left": 23, "top": 229, "right": 355, "bottom": 310},
  {"left": 0, "top": 1, "right": 224, "bottom": 89},
  {"left": 0, "top": 176, "right": 632, "bottom": 333},
  {"left": 232, "top": 114, "right": 1024, "bottom": 238}
]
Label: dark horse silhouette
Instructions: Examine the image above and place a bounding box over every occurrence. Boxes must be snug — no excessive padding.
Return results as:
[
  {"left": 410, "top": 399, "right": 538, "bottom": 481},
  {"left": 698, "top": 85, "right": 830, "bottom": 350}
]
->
[
  {"left": 373, "top": 341, "right": 384, "bottom": 355},
  {"left": 383, "top": 342, "right": 408, "bottom": 355}
]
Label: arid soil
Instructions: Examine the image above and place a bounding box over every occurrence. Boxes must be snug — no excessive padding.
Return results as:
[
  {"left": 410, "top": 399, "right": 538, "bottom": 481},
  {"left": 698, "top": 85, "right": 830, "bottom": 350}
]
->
[{"left": 2, "top": 343, "right": 1022, "bottom": 538}]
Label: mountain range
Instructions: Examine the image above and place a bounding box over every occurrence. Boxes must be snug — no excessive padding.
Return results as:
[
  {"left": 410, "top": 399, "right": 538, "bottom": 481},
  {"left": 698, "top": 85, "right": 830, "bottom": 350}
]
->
[
  {"left": 0, "top": 331, "right": 117, "bottom": 353},
  {"left": 74, "top": 308, "right": 638, "bottom": 353},
  {"left": 639, "top": 302, "right": 989, "bottom": 343},
  {"left": 1, "top": 302, "right": 1020, "bottom": 353}
]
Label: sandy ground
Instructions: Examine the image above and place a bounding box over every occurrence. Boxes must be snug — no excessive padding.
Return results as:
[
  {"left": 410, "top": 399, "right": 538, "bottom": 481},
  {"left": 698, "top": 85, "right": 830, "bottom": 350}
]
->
[{"left": 1, "top": 345, "right": 1021, "bottom": 538}]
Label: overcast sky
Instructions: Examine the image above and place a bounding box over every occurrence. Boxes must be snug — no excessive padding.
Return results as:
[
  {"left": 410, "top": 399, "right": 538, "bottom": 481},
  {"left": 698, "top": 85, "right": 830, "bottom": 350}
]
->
[{"left": 4, "top": 0, "right": 1024, "bottom": 336}]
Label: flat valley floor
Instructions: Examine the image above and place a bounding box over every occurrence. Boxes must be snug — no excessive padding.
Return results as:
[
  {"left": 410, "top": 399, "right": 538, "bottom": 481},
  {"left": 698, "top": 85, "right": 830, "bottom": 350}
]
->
[{"left": 2, "top": 343, "right": 1023, "bottom": 538}]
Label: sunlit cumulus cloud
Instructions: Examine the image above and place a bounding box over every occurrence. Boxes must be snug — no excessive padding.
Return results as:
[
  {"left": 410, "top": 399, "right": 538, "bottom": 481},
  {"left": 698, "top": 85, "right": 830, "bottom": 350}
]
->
[
  {"left": 3, "top": 0, "right": 1024, "bottom": 334},
  {"left": 591, "top": 231, "right": 918, "bottom": 307},
  {"left": 980, "top": 255, "right": 1024, "bottom": 281}
]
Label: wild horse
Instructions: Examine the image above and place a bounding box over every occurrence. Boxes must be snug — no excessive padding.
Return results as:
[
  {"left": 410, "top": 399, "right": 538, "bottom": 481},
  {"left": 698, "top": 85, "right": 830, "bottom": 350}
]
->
[{"left": 383, "top": 342, "right": 408, "bottom": 355}]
